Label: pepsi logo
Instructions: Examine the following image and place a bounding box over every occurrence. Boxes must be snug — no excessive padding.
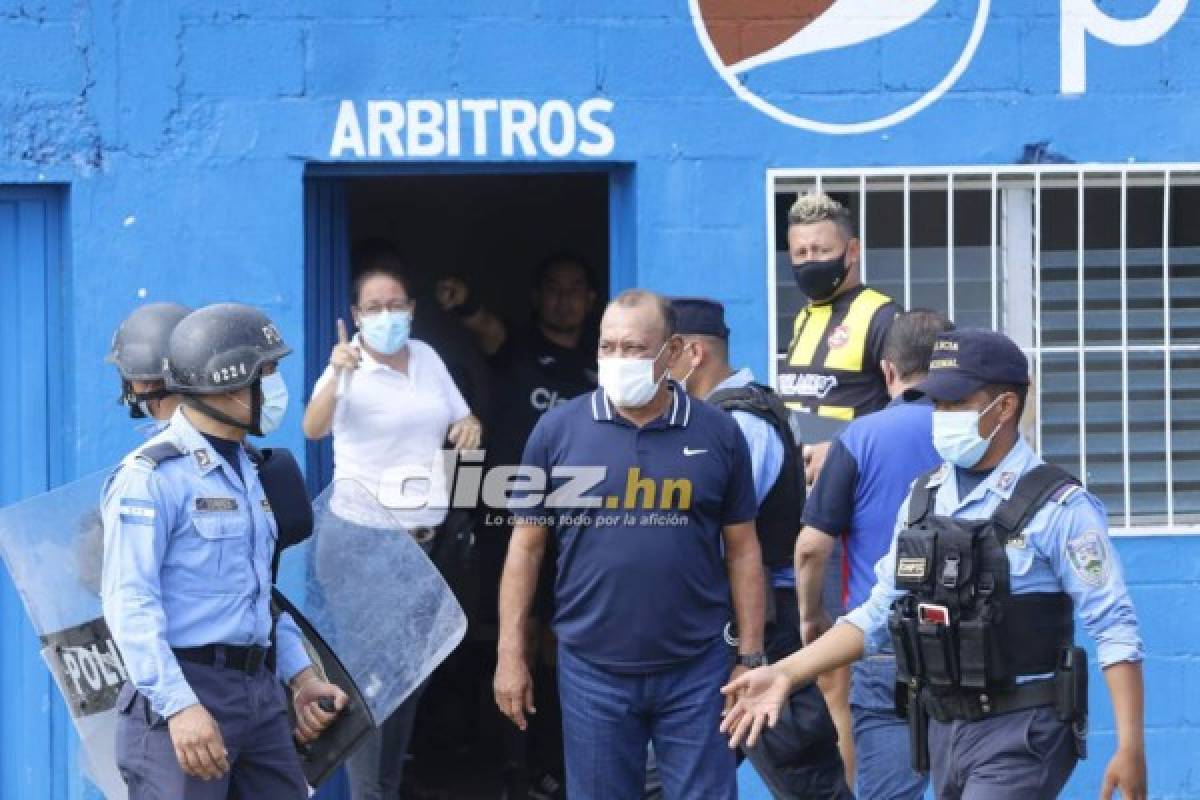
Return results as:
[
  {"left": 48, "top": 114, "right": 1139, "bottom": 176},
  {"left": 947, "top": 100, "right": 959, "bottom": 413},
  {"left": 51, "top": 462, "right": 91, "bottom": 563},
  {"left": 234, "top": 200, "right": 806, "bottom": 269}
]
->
[
  {"left": 690, "top": 0, "right": 991, "bottom": 134},
  {"left": 827, "top": 325, "right": 850, "bottom": 350}
]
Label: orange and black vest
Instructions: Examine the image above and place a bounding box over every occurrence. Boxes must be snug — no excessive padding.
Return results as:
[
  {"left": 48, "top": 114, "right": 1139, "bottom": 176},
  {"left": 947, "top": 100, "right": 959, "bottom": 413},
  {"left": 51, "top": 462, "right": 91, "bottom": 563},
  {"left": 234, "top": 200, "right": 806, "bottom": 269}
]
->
[{"left": 778, "top": 285, "right": 898, "bottom": 421}]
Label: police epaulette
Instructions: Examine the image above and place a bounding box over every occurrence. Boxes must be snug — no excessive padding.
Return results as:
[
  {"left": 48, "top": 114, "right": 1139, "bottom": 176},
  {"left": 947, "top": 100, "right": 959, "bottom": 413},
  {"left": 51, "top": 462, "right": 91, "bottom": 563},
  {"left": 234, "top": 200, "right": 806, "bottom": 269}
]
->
[
  {"left": 1050, "top": 482, "right": 1083, "bottom": 505},
  {"left": 134, "top": 442, "right": 185, "bottom": 469}
]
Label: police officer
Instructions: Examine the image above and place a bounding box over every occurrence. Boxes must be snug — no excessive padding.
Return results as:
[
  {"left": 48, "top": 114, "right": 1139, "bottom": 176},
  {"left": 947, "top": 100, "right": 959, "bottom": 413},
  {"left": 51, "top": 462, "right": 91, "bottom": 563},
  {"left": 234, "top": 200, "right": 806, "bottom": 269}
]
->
[
  {"left": 108, "top": 301, "right": 192, "bottom": 427},
  {"left": 101, "top": 302, "right": 348, "bottom": 798},
  {"left": 723, "top": 328, "right": 1147, "bottom": 800},
  {"left": 668, "top": 297, "right": 850, "bottom": 799}
]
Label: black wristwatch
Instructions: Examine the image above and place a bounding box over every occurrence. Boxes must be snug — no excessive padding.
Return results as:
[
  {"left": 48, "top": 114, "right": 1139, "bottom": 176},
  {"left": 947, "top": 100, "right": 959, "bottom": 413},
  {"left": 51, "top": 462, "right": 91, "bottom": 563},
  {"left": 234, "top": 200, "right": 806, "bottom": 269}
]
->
[{"left": 735, "top": 652, "right": 768, "bottom": 669}]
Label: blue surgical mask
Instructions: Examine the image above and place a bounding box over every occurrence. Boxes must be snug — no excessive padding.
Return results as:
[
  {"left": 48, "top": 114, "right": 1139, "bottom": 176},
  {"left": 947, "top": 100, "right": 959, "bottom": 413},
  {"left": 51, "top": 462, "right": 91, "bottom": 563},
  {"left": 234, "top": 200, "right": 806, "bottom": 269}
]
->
[
  {"left": 931, "top": 395, "right": 1003, "bottom": 469},
  {"left": 360, "top": 310, "right": 412, "bottom": 355},
  {"left": 257, "top": 371, "right": 289, "bottom": 436}
]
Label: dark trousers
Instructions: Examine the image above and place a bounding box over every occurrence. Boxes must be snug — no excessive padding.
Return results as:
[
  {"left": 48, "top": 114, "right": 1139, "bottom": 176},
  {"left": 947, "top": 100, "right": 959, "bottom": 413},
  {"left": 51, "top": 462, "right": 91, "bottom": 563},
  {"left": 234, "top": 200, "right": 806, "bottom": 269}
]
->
[
  {"left": 746, "top": 587, "right": 854, "bottom": 800},
  {"left": 928, "top": 706, "right": 1077, "bottom": 800},
  {"left": 558, "top": 639, "right": 736, "bottom": 800},
  {"left": 115, "top": 659, "right": 307, "bottom": 800}
]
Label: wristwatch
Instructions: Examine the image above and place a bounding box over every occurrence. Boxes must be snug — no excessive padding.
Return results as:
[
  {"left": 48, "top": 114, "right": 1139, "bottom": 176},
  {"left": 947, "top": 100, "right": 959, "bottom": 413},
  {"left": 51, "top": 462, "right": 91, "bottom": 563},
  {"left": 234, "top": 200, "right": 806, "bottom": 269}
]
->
[{"left": 735, "top": 652, "right": 768, "bottom": 669}]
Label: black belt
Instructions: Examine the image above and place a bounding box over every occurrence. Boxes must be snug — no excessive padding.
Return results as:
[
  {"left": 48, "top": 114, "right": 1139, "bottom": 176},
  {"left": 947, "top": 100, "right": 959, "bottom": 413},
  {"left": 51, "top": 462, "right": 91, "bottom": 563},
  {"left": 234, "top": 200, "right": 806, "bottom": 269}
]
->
[
  {"left": 174, "top": 644, "right": 274, "bottom": 675},
  {"left": 922, "top": 678, "right": 1057, "bottom": 723}
]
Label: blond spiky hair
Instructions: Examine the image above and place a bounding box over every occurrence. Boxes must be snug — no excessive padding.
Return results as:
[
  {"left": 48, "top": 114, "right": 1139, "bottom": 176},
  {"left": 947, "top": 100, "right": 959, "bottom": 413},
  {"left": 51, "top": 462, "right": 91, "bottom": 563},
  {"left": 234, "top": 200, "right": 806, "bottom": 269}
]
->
[{"left": 787, "top": 191, "right": 855, "bottom": 238}]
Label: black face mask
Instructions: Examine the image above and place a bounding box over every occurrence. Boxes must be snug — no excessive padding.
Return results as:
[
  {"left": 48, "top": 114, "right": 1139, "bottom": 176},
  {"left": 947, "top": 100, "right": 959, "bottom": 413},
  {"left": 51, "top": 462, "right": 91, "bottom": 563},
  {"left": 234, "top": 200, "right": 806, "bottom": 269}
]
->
[{"left": 792, "top": 253, "right": 849, "bottom": 302}]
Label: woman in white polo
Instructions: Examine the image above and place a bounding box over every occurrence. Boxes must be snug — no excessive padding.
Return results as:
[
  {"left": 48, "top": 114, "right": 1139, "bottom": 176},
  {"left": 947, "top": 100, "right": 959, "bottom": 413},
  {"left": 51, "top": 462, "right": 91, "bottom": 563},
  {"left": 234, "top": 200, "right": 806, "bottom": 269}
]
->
[{"left": 302, "top": 263, "right": 481, "bottom": 800}]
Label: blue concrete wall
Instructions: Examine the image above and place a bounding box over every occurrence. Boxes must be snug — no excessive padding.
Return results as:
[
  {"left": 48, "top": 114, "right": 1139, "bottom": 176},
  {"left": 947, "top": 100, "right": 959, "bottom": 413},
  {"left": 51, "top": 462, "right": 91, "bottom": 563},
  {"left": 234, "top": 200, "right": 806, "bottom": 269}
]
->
[{"left": 0, "top": 0, "right": 1197, "bottom": 796}]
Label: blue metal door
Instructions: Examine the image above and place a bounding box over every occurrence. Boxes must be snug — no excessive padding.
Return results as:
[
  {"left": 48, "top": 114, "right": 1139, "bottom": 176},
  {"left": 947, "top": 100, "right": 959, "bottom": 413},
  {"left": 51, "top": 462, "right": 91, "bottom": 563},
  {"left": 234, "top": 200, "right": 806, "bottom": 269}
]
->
[{"left": 0, "top": 186, "right": 75, "bottom": 799}]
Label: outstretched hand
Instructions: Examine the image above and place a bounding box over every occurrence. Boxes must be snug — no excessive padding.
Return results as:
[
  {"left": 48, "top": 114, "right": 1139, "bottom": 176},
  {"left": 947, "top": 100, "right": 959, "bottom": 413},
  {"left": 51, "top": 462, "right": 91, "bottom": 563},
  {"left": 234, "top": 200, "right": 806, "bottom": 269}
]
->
[{"left": 719, "top": 665, "right": 793, "bottom": 749}]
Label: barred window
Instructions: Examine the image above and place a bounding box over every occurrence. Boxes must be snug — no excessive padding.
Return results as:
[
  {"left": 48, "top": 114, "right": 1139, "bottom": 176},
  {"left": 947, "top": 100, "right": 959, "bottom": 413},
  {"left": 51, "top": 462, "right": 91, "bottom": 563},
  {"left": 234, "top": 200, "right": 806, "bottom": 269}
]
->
[{"left": 769, "top": 167, "right": 1200, "bottom": 534}]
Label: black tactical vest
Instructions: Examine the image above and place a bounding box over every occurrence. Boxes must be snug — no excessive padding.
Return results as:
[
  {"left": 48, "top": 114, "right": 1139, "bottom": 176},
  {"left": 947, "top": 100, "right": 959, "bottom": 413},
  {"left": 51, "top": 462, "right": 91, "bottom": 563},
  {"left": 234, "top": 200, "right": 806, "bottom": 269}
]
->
[
  {"left": 888, "top": 463, "right": 1079, "bottom": 696},
  {"left": 708, "top": 382, "right": 805, "bottom": 569}
]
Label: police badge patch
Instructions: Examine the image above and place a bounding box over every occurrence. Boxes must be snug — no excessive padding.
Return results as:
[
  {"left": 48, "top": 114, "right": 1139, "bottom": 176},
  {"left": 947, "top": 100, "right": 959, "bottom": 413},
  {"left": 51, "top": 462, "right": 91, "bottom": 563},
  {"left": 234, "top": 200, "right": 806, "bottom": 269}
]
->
[{"left": 1066, "top": 530, "right": 1109, "bottom": 586}]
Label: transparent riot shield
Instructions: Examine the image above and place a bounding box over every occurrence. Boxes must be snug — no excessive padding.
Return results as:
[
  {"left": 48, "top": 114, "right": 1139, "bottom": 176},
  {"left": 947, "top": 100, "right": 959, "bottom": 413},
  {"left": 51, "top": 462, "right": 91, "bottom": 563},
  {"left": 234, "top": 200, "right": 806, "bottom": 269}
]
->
[
  {"left": 276, "top": 478, "right": 468, "bottom": 784},
  {"left": 0, "top": 469, "right": 127, "bottom": 800}
]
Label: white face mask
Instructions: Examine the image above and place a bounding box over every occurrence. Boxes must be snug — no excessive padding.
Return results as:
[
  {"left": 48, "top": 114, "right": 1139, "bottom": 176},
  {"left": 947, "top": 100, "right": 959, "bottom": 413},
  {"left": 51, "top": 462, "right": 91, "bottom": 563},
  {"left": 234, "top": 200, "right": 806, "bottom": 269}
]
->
[
  {"left": 931, "top": 394, "right": 1003, "bottom": 469},
  {"left": 597, "top": 342, "right": 668, "bottom": 409}
]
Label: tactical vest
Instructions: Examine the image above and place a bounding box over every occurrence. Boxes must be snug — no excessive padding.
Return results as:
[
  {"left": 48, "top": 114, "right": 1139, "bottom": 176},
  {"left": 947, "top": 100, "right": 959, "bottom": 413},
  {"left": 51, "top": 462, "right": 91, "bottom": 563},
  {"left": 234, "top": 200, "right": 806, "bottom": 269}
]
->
[
  {"left": 708, "top": 382, "right": 805, "bottom": 568},
  {"left": 888, "top": 463, "right": 1079, "bottom": 714}
]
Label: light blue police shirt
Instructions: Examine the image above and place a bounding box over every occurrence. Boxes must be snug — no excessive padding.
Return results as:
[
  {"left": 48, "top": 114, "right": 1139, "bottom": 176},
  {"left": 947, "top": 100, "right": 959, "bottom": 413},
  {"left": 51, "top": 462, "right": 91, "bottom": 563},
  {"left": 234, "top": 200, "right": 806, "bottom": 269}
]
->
[
  {"left": 842, "top": 436, "right": 1143, "bottom": 671},
  {"left": 101, "top": 408, "right": 310, "bottom": 718},
  {"left": 708, "top": 368, "right": 792, "bottom": 589}
]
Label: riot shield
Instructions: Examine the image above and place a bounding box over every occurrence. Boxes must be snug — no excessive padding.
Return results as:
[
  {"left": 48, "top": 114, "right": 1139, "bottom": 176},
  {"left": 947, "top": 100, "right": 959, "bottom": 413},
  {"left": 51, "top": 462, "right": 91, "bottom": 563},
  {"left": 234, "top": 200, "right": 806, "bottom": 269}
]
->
[
  {"left": 275, "top": 478, "right": 468, "bottom": 785},
  {"left": 0, "top": 469, "right": 128, "bottom": 800}
]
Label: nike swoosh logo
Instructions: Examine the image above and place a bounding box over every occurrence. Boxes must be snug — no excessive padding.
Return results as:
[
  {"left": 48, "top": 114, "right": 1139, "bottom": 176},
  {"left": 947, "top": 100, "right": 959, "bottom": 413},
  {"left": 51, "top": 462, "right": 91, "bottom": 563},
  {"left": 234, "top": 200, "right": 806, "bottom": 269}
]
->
[{"left": 683, "top": 447, "right": 709, "bottom": 456}]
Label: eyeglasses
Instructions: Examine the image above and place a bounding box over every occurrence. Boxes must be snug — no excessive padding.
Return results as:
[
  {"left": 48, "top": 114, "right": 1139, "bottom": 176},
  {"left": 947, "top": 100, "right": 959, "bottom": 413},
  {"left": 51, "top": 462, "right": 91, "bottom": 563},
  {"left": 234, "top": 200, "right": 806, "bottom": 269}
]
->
[{"left": 358, "top": 300, "right": 413, "bottom": 315}]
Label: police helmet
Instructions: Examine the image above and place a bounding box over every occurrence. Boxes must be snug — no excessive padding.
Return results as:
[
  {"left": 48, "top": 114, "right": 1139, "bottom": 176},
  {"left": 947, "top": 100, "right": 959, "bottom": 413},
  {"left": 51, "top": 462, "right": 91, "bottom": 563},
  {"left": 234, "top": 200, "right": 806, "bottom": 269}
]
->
[
  {"left": 165, "top": 303, "right": 292, "bottom": 395},
  {"left": 107, "top": 302, "right": 192, "bottom": 381}
]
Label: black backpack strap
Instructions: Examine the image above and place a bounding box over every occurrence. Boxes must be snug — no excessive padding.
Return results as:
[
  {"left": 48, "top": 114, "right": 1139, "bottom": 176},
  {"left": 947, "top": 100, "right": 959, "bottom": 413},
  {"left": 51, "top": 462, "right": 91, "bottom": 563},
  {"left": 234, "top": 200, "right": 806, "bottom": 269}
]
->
[
  {"left": 709, "top": 383, "right": 797, "bottom": 446},
  {"left": 992, "top": 464, "right": 1080, "bottom": 543},
  {"left": 133, "top": 441, "right": 184, "bottom": 469},
  {"left": 906, "top": 467, "right": 947, "bottom": 527}
]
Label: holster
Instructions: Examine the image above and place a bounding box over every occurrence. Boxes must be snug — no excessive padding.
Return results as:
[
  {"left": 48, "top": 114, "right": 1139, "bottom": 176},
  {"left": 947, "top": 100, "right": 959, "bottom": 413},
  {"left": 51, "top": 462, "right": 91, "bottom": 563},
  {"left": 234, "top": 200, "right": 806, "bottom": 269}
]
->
[
  {"left": 1055, "top": 646, "right": 1089, "bottom": 759},
  {"left": 906, "top": 683, "right": 930, "bottom": 774}
]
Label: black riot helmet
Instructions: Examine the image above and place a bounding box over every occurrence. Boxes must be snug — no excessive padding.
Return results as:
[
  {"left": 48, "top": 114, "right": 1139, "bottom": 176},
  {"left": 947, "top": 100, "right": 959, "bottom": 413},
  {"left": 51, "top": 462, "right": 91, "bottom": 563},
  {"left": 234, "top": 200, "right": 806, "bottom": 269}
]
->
[
  {"left": 166, "top": 303, "right": 292, "bottom": 435},
  {"left": 107, "top": 302, "right": 192, "bottom": 418}
]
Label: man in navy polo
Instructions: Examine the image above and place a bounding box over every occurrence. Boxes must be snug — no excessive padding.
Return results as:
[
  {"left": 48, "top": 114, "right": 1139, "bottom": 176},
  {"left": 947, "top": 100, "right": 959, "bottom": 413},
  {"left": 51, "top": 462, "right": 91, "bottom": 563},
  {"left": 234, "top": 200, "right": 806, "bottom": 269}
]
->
[
  {"left": 493, "top": 289, "right": 765, "bottom": 800},
  {"left": 795, "top": 309, "right": 951, "bottom": 799}
]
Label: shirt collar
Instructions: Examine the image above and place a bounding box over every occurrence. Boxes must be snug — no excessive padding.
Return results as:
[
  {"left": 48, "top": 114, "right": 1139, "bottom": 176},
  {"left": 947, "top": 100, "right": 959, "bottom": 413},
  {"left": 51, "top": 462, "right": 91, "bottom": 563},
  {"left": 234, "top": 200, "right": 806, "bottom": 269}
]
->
[
  {"left": 591, "top": 381, "right": 691, "bottom": 428},
  {"left": 166, "top": 407, "right": 244, "bottom": 479},
  {"left": 953, "top": 436, "right": 1038, "bottom": 507},
  {"left": 707, "top": 367, "right": 755, "bottom": 397}
]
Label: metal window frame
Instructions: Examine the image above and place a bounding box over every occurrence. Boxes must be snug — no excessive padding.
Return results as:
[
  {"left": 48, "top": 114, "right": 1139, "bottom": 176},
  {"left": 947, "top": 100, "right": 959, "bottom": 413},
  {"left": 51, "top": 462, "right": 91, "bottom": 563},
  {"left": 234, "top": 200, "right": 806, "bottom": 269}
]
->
[{"left": 767, "top": 164, "right": 1200, "bottom": 537}]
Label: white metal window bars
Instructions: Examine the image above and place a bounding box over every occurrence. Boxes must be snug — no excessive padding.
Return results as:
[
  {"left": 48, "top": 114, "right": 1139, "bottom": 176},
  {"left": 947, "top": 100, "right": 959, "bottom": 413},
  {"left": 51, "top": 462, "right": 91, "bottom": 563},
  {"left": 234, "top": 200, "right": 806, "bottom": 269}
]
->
[{"left": 768, "top": 165, "right": 1200, "bottom": 536}]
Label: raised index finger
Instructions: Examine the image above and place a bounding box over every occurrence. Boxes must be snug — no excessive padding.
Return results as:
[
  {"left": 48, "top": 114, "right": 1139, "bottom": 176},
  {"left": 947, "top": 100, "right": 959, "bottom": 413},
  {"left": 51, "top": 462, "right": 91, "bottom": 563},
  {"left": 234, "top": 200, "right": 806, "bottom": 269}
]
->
[{"left": 337, "top": 318, "right": 349, "bottom": 345}]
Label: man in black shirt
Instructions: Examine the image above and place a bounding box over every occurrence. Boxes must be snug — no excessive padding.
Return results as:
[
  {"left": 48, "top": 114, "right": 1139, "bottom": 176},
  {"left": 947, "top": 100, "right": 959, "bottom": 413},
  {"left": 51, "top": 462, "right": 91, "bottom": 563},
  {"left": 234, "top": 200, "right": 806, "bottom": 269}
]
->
[{"left": 440, "top": 254, "right": 598, "bottom": 799}]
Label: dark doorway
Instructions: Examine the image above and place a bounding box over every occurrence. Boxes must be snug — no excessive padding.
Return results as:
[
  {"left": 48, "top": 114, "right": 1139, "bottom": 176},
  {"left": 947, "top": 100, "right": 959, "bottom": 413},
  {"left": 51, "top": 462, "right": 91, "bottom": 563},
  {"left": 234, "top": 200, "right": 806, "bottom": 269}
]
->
[
  {"left": 347, "top": 172, "right": 609, "bottom": 322},
  {"left": 305, "top": 168, "right": 615, "bottom": 799}
]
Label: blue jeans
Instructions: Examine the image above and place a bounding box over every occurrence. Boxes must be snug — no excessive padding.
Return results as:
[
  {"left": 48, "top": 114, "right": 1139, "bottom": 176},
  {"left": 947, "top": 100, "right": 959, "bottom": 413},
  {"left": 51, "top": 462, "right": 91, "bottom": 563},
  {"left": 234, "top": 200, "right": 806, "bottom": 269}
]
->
[
  {"left": 346, "top": 680, "right": 426, "bottom": 800},
  {"left": 851, "top": 654, "right": 928, "bottom": 800},
  {"left": 558, "top": 639, "right": 736, "bottom": 800}
]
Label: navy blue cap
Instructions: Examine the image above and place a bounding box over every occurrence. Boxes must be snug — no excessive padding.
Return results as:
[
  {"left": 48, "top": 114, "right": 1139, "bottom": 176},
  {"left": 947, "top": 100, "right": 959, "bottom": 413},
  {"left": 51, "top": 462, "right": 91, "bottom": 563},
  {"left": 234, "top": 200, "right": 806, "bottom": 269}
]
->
[
  {"left": 671, "top": 297, "right": 730, "bottom": 339},
  {"left": 905, "top": 328, "right": 1029, "bottom": 402}
]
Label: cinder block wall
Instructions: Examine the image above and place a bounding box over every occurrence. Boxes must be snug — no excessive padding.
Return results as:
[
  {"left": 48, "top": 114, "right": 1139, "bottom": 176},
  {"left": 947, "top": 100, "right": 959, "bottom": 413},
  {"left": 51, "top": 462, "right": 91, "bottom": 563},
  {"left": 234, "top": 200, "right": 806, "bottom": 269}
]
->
[{"left": 0, "top": 1, "right": 1196, "bottom": 797}]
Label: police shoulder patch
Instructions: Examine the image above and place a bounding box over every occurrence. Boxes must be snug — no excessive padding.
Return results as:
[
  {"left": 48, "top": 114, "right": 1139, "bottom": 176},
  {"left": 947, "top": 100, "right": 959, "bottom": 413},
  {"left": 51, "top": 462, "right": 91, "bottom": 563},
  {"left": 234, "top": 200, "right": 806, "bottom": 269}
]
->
[{"left": 1066, "top": 529, "right": 1110, "bottom": 587}]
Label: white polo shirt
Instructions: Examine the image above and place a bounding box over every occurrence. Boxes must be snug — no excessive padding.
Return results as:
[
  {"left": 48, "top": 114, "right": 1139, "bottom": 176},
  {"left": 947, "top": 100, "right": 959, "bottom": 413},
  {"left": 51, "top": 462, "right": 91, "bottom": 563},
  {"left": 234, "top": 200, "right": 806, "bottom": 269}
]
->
[{"left": 313, "top": 336, "right": 470, "bottom": 529}]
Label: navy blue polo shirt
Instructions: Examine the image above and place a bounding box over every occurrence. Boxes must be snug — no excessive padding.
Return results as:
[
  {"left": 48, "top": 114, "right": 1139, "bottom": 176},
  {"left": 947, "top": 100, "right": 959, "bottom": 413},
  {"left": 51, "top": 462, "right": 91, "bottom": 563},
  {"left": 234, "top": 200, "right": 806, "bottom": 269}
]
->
[
  {"left": 515, "top": 382, "right": 757, "bottom": 672},
  {"left": 802, "top": 397, "right": 941, "bottom": 610}
]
